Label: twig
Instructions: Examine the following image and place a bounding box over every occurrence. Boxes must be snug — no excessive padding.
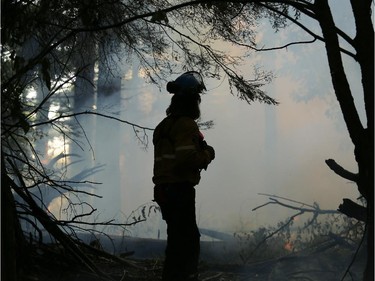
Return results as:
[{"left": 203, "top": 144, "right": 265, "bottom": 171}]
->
[
  {"left": 257, "top": 193, "right": 316, "bottom": 209},
  {"left": 248, "top": 211, "right": 304, "bottom": 258},
  {"left": 202, "top": 273, "right": 224, "bottom": 281},
  {"left": 340, "top": 223, "right": 367, "bottom": 281},
  {"left": 6, "top": 170, "right": 113, "bottom": 280},
  {"left": 29, "top": 111, "right": 154, "bottom": 131},
  {"left": 254, "top": 194, "right": 339, "bottom": 215},
  {"left": 57, "top": 219, "right": 146, "bottom": 226},
  {"left": 119, "top": 270, "right": 127, "bottom": 281},
  {"left": 77, "top": 241, "right": 146, "bottom": 270}
]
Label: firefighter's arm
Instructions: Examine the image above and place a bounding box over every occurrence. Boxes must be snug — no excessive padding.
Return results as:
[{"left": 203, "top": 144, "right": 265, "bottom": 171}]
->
[{"left": 173, "top": 119, "right": 214, "bottom": 169}]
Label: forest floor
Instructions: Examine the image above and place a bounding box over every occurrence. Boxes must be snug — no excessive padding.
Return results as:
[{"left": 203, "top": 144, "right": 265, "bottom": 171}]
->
[
  {"left": 18, "top": 239, "right": 367, "bottom": 281},
  {"left": 20, "top": 257, "right": 285, "bottom": 281},
  {"left": 20, "top": 254, "right": 254, "bottom": 281}
]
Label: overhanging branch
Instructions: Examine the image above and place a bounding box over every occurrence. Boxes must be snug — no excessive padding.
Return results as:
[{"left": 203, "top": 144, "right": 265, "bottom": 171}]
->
[
  {"left": 325, "top": 159, "right": 358, "bottom": 182},
  {"left": 29, "top": 111, "right": 154, "bottom": 131}
]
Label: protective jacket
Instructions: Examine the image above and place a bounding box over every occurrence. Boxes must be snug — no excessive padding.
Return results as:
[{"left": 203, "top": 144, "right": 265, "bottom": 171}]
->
[{"left": 152, "top": 115, "right": 212, "bottom": 186}]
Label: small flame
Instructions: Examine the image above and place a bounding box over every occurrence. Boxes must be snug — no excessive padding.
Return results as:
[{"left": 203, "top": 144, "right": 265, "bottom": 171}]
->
[{"left": 284, "top": 241, "right": 293, "bottom": 252}]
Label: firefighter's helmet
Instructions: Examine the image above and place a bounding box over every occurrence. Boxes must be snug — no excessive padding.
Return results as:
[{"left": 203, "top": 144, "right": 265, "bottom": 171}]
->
[{"left": 167, "top": 71, "right": 206, "bottom": 95}]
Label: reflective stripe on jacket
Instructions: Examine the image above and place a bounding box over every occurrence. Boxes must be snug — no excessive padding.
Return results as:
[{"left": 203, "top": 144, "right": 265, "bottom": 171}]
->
[{"left": 152, "top": 116, "right": 212, "bottom": 185}]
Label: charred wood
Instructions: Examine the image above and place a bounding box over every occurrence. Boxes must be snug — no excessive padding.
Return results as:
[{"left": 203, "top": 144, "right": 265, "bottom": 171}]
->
[{"left": 338, "top": 198, "right": 367, "bottom": 222}]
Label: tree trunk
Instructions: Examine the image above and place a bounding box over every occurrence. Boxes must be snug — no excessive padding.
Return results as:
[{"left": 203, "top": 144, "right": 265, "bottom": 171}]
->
[
  {"left": 348, "top": 2, "right": 374, "bottom": 278},
  {"left": 98, "top": 34, "right": 122, "bottom": 95},
  {"left": 94, "top": 35, "right": 123, "bottom": 217},
  {"left": 1, "top": 162, "right": 27, "bottom": 281},
  {"left": 315, "top": 1, "right": 373, "bottom": 280},
  {"left": 72, "top": 31, "right": 97, "bottom": 175}
]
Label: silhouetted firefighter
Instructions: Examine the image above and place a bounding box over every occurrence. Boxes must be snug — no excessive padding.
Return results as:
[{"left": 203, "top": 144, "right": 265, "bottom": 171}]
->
[{"left": 153, "top": 71, "right": 215, "bottom": 281}]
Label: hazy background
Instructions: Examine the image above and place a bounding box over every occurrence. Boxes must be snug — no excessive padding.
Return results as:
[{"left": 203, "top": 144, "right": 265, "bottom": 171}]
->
[{"left": 46, "top": 2, "right": 364, "bottom": 239}]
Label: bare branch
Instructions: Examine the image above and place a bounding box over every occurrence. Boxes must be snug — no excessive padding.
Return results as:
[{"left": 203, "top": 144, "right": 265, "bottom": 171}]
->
[
  {"left": 266, "top": 197, "right": 338, "bottom": 215},
  {"left": 5, "top": 173, "right": 111, "bottom": 279},
  {"left": 58, "top": 219, "right": 146, "bottom": 227},
  {"left": 29, "top": 111, "right": 154, "bottom": 131},
  {"left": 248, "top": 211, "right": 304, "bottom": 257},
  {"left": 338, "top": 199, "right": 367, "bottom": 222},
  {"left": 257, "top": 2, "right": 356, "bottom": 59},
  {"left": 325, "top": 159, "right": 358, "bottom": 182},
  {"left": 256, "top": 193, "right": 317, "bottom": 209}
]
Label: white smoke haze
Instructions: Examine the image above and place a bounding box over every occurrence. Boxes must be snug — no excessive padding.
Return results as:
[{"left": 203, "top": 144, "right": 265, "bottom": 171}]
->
[
  {"left": 48, "top": 60, "right": 359, "bottom": 239},
  {"left": 42, "top": 4, "right": 363, "bottom": 248},
  {"left": 43, "top": 59, "right": 360, "bottom": 242}
]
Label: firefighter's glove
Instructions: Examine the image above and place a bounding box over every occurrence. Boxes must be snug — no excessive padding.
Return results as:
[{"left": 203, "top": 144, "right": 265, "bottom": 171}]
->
[{"left": 205, "top": 145, "right": 215, "bottom": 161}]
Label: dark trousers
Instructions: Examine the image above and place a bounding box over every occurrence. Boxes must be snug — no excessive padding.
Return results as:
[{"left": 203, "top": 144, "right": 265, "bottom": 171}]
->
[{"left": 154, "top": 183, "right": 200, "bottom": 281}]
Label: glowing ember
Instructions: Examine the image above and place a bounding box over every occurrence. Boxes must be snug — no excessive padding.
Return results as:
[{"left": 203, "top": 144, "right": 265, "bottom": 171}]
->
[{"left": 284, "top": 241, "right": 293, "bottom": 251}]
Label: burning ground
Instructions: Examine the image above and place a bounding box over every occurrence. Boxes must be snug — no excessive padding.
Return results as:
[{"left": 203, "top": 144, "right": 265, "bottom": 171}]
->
[{"left": 19, "top": 227, "right": 366, "bottom": 281}]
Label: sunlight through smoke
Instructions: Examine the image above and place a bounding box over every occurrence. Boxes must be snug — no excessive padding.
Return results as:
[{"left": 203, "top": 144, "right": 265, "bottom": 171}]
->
[
  {"left": 48, "top": 103, "right": 60, "bottom": 119},
  {"left": 47, "top": 137, "right": 68, "bottom": 159}
]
